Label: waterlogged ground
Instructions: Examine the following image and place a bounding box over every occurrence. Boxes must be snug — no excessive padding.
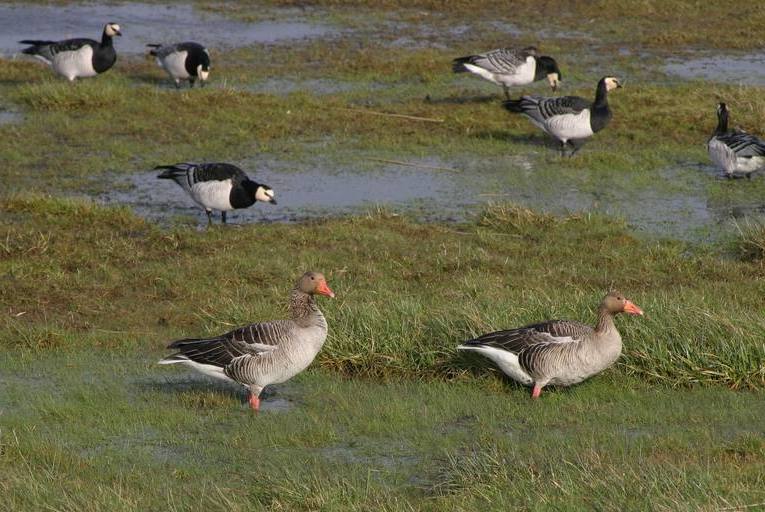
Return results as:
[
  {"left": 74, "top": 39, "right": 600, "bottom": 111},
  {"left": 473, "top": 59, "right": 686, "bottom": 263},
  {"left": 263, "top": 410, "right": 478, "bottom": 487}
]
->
[{"left": 2, "top": 1, "right": 765, "bottom": 510}]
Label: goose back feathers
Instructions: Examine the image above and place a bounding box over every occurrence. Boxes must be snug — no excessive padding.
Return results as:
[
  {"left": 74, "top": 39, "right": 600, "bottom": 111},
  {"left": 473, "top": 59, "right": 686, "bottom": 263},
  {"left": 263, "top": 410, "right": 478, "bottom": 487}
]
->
[
  {"left": 159, "top": 272, "right": 335, "bottom": 410},
  {"left": 708, "top": 102, "right": 765, "bottom": 178},
  {"left": 156, "top": 162, "right": 276, "bottom": 224},
  {"left": 458, "top": 291, "right": 643, "bottom": 398},
  {"left": 20, "top": 23, "right": 121, "bottom": 80},
  {"left": 147, "top": 42, "right": 210, "bottom": 87}
]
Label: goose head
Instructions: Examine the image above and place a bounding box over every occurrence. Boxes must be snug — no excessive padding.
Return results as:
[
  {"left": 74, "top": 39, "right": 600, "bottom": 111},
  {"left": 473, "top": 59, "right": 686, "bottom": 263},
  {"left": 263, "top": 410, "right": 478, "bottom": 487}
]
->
[
  {"left": 537, "top": 56, "right": 561, "bottom": 92},
  {"left": 297, "top": 271, "right": 335, "bottom": 298},
  {"left": 197, "top": 50, "right": 211, "bottom": 82},
  {"left": 243, "top": 181, "right": 276, "bottom": 205},
  {"left": 602, "top": 291, "right": 643, "bottom": 316},
  {"left": 603, "top": 76, "right": 622, "bottom": 92},
  {"left": 104, "top": 23, "right": 122, "bottom": 37},
  {"left": 716, "top": 102, "right": 729, "bottom": 122}
]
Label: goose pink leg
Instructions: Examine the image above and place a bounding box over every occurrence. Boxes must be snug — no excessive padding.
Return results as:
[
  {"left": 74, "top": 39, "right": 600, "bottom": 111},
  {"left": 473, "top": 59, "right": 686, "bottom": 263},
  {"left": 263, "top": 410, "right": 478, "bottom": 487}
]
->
[
  {"left": 249, "top": 394, "right": 260, "bottom": 411},
  {"left": 531, "top": 384, "right": 543, "bottom": 399}
]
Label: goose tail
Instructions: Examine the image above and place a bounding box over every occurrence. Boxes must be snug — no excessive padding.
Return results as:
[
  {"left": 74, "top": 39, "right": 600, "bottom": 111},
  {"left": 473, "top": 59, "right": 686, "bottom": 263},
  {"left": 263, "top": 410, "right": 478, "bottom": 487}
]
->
[
  {"left": 502, "top": 99, "right": 524, "bottom": 113},
  {"left": 452, "top": 56, "right": 473, "bottom": 73},
  {"left": 146, "top": 43, "right": 161, "bottom": 57}
]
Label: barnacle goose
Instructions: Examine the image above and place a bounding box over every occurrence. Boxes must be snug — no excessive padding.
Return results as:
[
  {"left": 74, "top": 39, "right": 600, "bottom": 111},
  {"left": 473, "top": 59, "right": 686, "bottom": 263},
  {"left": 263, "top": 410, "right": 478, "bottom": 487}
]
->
[
  {"left": 19, "top": 23, "right": 121, "bottom": 81},
  {"left": 503, "top": 76, "right": 622, "bottom": 156},
  {"left": 146, "top": 42, "right": 210, "bottom": 88},
  {"left": 156, "top": 162, "right": 276, "bottom": 224},
  {"left": 707, "top": 102, "right": 765, "bottom": 179},
  {"left": 453, "top": 46, "right": 562, "bottom": 99}
]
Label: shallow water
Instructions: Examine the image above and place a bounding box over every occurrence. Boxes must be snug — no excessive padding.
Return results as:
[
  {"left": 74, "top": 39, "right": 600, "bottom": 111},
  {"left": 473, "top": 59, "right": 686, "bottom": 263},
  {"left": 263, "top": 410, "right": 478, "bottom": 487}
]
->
[
  {"left": 664, "top": 53, "right": 765, "bottom": 85},
  {"left": 98, "top": 155, "right": 479, "bottom": 225},
  {"left": 0, "top": 109, "right": 22, "bottom": 125},
  {"left": 0, "top": 2, "right": 336, "bottom": 57}
]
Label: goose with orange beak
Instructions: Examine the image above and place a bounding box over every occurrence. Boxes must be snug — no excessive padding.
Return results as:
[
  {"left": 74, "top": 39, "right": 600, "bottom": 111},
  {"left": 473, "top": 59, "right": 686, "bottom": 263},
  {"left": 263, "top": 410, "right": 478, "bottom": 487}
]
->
[
  {"left": 159, "top": 271, "right": 335, "bottom": 410},
  {"left": 458, "top": 291, "right": 643, "bottom": 398}
]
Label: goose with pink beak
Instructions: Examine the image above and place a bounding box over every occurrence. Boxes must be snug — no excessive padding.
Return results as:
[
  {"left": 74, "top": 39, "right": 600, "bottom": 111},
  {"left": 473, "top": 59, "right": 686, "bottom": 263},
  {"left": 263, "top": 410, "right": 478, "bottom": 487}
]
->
[
  {"left": 458, "top": 291, "right": 643, "bottom": 398},
  {"left": 160, "top": 272, "right": 335, "bottom": 410}
]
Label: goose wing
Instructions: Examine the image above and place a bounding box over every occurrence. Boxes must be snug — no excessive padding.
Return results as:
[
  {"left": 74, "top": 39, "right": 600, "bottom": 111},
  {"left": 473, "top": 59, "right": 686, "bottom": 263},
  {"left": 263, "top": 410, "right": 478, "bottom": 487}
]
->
[
  {"left": 463, "top": 320, "right": 592, "bottom": 376},
  {"left": 20, "top": 38, "right": 98, "bottom": 61},
  {"left": 453, "top": 47, "right": 533, "bottom": 74},
  {"left": 505, "top": 95, "right": 591, "bottom": 123},
  {"left": 196, "top": 163, "right": 248, "bottom": 183},
  {"left": 717, "top": 130, "right": 765, "bottom": 157},
  {"left": 163, "top": 319, "right": 294, "bottom": 368}
]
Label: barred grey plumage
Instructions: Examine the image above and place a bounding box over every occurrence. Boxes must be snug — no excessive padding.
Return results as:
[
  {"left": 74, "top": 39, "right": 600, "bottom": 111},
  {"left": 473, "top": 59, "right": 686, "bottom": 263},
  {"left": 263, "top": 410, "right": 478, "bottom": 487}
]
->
[
  {"left": 458, "top": 291, "right": 643, "bottom": 398},
  {"left": 452, "top": 46, "right": 562, "bottom": 98},
  {"left": 158, "top": 271, "right": 335, "bottom": 410},
  {"left": 503, "top": 76, "right": 621, "bottom": 156},
  {"left": 708, "top": 102, "right": 765, "bottom": 179}
]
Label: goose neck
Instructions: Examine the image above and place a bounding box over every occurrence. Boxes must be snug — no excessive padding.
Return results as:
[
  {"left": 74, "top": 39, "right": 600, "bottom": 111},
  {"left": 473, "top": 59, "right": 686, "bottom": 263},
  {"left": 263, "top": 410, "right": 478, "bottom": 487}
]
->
[
  {"left": 593, "top": 80, "right": 609, "bottom": 108},
  {"left": 594, "top": 307, "right": 616, "bottom": 334},
  {"left": 101, "top": 31, "right": 113, "bottom": 47},
  {"left": 716, "top": 110, "right": 729, "bottom": 135},
  {"left": 289, "top": 289, "right": 320, "bottom": 321}
]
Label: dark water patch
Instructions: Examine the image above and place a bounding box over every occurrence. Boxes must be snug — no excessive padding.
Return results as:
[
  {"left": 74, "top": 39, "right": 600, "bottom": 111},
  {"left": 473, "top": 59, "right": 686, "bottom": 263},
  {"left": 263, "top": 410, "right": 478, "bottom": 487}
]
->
[
  {"left": 0, "top": 2, "right": 337, "bottom": 57},
  {"left": 665, "top": 52, "right": 765, "bottom": 85},
  {"left": 0, "top": 109, "right": 23, "bottom": 125}
]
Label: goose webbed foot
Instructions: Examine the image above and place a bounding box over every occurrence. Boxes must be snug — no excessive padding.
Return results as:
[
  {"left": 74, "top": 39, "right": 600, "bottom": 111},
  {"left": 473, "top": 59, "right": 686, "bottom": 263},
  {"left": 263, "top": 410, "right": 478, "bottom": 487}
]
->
[
  {"left": 248, "top": 393, "right": 260, "bottom": 411},
  {"left": 531, "top": 384, "right": 543, "bottom": 399},
  {"left": 568, "top": 139, "right": 585, "bottom": 157}
]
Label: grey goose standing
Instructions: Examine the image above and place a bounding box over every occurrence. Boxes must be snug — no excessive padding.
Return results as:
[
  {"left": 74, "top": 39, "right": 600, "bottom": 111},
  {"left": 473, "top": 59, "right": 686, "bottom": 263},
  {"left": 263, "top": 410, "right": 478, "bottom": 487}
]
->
[
  {"left": 159, "top": 271, "right": 335, "bottom": 410},
  {"left": 453, "top": 46, "right": 562, "bottom": 99},
  {"left": 504, "top": 76, "right": 622, "bottom": 156},
  {"left": 19, "top": 23, "right": 121, "bottom": 81},
  {"left": 156, "top": 162, "right": 276, "bottom": 224},
  {"left": 147, "top": 42, "right": 210, "bottom": 88},
  {"left": 707, "top": 102, "right": 765, "bottom": 179},
  {"left": 458, "top": 291, "right": 643, "bottom": 398}
]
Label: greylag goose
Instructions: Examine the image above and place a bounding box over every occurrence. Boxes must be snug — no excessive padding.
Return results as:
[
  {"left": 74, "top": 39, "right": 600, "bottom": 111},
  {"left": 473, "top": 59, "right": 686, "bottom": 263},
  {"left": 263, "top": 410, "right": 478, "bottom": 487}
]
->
[
  {"left": 707, "top": 102, "right": 765, "bottom": 179},
  {"left": 503, "top": 76, "right": 622, "bottom": 156},
  {"left": 147, "top": 42, "right": 210, "bottom": 88},
  {"left": 156, "top": 162, "right": 276, "bottom": 224},
  {"left": 19, "top": 23, "right": 121, "bottom": 81},
  {"left": 453, "top": 46, "right": 562, "bottom": 99},
  {"left": 458, "top": 291, "right": 643, "bottom": 398},
  {"left": 159, "top": 271, "right": 335, "bottom": 410}
]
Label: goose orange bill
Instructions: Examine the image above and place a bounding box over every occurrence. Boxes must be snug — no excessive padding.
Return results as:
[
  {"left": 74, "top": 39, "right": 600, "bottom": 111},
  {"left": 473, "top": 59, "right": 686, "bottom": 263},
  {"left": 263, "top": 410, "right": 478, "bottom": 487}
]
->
[
  {"left": 623, "top": 300, "right": 643, "bottom": 316},
  {"left": 316, "top": 280, "right": 335, "bottom": 298}
]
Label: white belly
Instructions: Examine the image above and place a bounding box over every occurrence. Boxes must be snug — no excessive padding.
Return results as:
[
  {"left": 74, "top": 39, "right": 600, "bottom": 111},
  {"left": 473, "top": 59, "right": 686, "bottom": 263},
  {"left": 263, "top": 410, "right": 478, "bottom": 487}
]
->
[
  {"left": 497, "top": 56, "right": 536, "bottom": 86},
  {"left": 458, "top": 346, "right": 534, "bottom": 386},
  {"left": 52, "top": 46, "right": 96, "bottom": 80},
  {"left": 544, "top": 110, "right": 594, "bottom": 142},
  {"left": 159, "top": 51, "right": 190, "bottom": 80},
  {"left": 261, "top": 327, "right": 327, "bottom": 386},
  {"left": 190, "top": 180, "right": 233, "bottom": 211}
]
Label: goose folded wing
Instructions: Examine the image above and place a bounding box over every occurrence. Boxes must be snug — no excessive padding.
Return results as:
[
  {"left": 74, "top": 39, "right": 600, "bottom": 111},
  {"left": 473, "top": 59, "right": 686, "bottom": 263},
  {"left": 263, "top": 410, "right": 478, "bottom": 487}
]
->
[
  {"left": 534, "top": 96, "right": 592, "bottom": 120},
  {"left": 464, "top": 320, "right": 590, "bottom": 354},
  {"left": 467, "top": 48, "right": 527, "bottom": 73},
  {"left": 166, "top": 320, "right": 291, "bottom": 367},
  {"left": 51, "top": 38, "right": 99, "bottom": 54},
  {"left": 196, "top": 163, "right": 246, "bottom": 182},
  {"left": 720, "top": 131, "right": 765, "bottom": 156}
]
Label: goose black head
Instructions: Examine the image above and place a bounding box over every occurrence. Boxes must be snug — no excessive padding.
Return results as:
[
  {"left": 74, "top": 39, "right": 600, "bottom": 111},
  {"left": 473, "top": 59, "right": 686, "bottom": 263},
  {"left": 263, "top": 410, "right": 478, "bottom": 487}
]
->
[
  {"left": 104, "top": 22, "right": 122, "bottom": 37},
  {"left": 243, "top": 181, "right": 276, "bottom": 205},
  {"left": 603, "top": 76, "right": 622, "bottom": 91},
  {"left": 536, "top": 56, "right": 562, "bottom": 92},
  {"left": 197, "top": 49, "right": 211, "bottom": 82}
]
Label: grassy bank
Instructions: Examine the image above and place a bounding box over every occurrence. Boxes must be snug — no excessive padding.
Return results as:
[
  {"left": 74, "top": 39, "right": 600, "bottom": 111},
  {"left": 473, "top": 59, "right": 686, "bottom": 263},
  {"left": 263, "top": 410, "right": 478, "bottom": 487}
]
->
[{"left": 1, "top": 194, "right": 763, "bottom": 389}]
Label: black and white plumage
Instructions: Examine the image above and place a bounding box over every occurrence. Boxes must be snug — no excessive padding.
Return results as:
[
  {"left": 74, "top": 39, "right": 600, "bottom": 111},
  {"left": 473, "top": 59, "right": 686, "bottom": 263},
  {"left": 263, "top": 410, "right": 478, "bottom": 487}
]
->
[
  {"left": 452, "top": 46, "right": 562, "bottom": 99},
  {"left": 458, "top": 291, "right": 643, "bottom": 399},
  {"left": 19, "top": 22, "right": 121, "bottom": 81},
  {"left": 159, "top": 271, "right": 335, "bottom": 411},
  {"left": 156, "top": 162, "right": 276, "bottom": 224},
  {"left": 503, "top": 76, "right": 622, "bottom": 156},
  {"left": 147, "top": 42, "right": 210, "bottom": 88},
  {"left": 707, "top": 102, "right": 765, "bottom": 179}
]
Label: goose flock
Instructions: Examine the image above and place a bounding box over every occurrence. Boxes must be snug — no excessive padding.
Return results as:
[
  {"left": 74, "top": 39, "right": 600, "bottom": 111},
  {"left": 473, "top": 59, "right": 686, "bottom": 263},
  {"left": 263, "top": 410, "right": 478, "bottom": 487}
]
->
[{"left": 13, "top": 21, "right": 758, "bottom": 409}]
